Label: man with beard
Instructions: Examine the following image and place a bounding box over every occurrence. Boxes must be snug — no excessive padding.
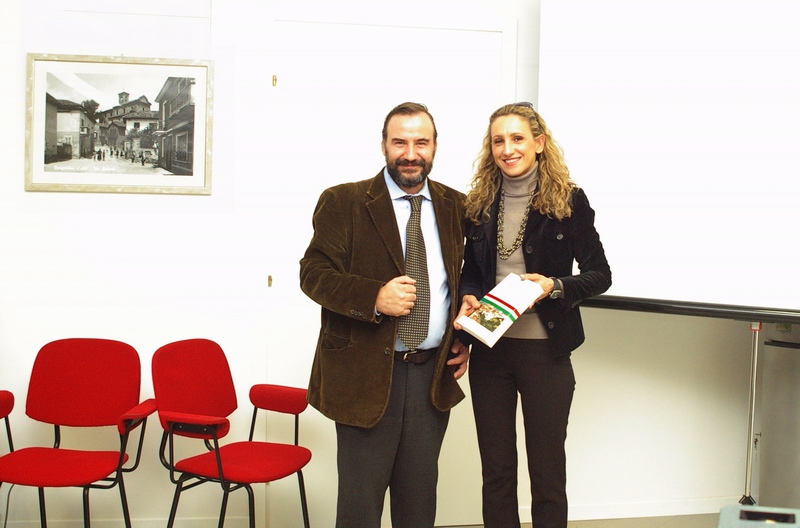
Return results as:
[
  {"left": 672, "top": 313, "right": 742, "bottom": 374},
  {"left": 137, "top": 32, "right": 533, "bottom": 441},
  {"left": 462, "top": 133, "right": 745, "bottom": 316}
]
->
[{"left": 300, "top": 102, "right": 470, "bottom": 527}]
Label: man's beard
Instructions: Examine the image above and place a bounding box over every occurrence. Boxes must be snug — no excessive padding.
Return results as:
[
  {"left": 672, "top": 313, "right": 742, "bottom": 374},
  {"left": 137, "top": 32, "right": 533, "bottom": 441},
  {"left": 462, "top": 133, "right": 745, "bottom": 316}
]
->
[{"left": 386, "top": 158, "right": 433, "bottom": 190}]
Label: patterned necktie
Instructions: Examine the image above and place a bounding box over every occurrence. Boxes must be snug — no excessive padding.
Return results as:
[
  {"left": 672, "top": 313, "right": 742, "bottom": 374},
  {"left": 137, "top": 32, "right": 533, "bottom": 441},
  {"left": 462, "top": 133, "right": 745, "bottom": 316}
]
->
[{"left": 397, "top": 195, "right": 430, "bottom": 351}]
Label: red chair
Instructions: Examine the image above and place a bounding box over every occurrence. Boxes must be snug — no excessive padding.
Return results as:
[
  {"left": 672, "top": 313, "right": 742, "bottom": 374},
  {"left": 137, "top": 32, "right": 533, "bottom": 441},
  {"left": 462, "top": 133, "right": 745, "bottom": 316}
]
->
[
  {"left": 151, "top": 338, "right": 311, "bottom": 528},
  {"left": 0, "top": 338, "right": 156, "bottom": 527},
  {"left": 0, "top": 390, "right": 14, "bottom": 454}
]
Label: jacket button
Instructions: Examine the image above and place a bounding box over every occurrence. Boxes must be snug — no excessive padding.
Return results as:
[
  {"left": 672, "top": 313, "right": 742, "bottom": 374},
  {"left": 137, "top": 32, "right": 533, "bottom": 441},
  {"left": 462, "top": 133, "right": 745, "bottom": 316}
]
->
[
  {"left": 384, "top": 348, "right": 391, "bottom": 355},
  {"left": 556, "top": 233, "right": 564, "bottom": 240},
  {"left": 525, "top": 245, "right": 533, "bottom": 254},
  {"left": 547, "top": 321, "right": 555, "bottom": 329}
]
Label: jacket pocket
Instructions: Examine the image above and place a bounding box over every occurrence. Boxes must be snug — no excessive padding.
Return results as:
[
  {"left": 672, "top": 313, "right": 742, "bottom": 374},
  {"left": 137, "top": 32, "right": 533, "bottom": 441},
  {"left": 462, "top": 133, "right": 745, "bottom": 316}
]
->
[
  {"left": 466, "top": 229, "right": 490, "bottom": 268},
  {"left": 321, "top": 327, "right": 352, "bottom": 352}
]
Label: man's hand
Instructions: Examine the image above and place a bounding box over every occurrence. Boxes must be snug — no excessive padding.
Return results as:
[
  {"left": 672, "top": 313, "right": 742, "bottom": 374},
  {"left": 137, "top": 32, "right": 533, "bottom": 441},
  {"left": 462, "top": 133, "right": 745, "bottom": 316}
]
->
[
  {"left": 375, "top": 276, "right": 417, "bottom": 317},
  {"left": 447, "top": 338, "right": 470, "bottom": 379}
]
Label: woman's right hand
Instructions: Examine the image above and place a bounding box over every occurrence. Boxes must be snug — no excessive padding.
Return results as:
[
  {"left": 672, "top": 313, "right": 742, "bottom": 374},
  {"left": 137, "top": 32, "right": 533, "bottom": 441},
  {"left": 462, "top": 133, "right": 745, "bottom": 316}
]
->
[{"left": 454, "top": 295, "right": 481, "bottom": 330}]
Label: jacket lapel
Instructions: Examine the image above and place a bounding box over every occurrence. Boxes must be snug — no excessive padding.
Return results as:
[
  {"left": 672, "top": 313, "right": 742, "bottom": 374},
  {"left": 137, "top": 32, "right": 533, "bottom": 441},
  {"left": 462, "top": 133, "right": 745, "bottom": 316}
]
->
[
  {"left": 365, "top": 173, "right": 405, "bottom": 273},
  {"left": 483, "top": 191, "right": 501, "bottom": 281},
  {"left": 430, "top": 181, "right": 457, "bottom": 280}
]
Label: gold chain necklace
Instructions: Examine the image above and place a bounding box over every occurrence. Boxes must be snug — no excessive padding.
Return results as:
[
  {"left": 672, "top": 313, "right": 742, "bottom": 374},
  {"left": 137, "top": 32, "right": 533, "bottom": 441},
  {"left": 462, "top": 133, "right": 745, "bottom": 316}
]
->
[{"left": 497, "top": 190, "right": 534, "bottom": 260}]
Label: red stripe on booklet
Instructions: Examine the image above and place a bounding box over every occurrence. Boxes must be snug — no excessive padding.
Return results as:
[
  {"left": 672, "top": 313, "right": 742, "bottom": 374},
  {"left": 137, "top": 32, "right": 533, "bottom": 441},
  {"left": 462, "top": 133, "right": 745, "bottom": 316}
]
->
[{"left": 485, "top": 293, "right": 520, "bottom": 318}]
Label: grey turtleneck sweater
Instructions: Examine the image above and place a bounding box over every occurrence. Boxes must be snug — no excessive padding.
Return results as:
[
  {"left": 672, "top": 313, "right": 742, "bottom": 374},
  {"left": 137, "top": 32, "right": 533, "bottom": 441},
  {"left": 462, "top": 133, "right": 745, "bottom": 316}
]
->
[{"left": 497, "top": 163, "right": 549, "bottom": 340}]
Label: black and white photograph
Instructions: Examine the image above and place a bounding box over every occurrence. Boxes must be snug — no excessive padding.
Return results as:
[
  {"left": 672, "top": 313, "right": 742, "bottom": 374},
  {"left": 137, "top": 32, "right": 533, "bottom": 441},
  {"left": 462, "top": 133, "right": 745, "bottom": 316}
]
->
[{"left": 25, "top": 53, "right": 213, "bottom": 194}]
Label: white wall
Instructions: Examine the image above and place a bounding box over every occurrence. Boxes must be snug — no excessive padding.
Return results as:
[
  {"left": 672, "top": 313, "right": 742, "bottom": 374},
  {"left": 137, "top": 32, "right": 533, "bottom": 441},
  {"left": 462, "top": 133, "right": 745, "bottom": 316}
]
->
[
  {"left": 569, "top": 310, "right": 755, "bottom": 519},
  {"left": 0, "top": 0, "right": 766, "bottom": 526}
]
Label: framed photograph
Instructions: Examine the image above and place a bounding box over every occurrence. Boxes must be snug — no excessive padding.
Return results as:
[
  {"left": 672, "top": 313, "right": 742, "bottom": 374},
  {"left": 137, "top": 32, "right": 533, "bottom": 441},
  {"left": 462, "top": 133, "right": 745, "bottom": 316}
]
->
[{"left": 25, "top": 53, "right": 213, "bottom": 195}]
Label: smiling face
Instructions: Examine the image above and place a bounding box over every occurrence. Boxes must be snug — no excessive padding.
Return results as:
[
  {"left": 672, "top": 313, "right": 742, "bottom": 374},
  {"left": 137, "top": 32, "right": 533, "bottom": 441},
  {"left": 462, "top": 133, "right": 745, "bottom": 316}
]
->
[
  {"left": 382, "top": 112, "right": 436, "bottom": 193},
  {"left": 490, "top": 114, "right": 545, "bottom": 178}
]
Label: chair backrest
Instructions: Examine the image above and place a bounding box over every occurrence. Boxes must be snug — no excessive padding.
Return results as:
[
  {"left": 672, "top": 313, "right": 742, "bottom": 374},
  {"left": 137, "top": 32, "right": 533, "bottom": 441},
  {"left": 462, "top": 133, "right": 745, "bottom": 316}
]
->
[
  {"left": 248, "top": 384, "right": 309, "bottom": 444},
  {"left": 0, "top": 390, "right": 14, "bottom": 453},
  {"left": 26, "top": 338, "right": 141, "bottom": 428},
  {"left": 151, "top": 338, "right": 238, "bottom": 432},
  {"left": 249, "top": 385, "right": 308, "bottom": 415},
  {"left": 0, "top": 391, "right": 13, "bottom": 421}
]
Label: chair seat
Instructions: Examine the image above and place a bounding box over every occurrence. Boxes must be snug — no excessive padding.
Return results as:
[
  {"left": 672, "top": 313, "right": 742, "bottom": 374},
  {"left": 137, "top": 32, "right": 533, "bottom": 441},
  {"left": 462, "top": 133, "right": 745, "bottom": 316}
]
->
[
  {"left": 0, "top": 447, "right": 127, "bottom": 487},
  {"left": 175, "top": 441, "right": 311, "bottom": 484}
]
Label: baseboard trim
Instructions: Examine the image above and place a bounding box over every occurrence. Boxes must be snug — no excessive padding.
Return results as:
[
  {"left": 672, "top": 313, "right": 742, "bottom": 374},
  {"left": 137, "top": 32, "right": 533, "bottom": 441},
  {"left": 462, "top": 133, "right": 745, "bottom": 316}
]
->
[
  {"left": 565, "top": 496, "right": 740, "bottom": 521},
  {"left": 0, "top": 517, "right": 250, "bottom": 528}
]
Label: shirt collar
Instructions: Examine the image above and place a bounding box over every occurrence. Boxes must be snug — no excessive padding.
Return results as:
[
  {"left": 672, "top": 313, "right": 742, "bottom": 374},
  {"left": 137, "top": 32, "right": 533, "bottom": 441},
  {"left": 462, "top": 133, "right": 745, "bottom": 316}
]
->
[{"left": 383, "top": 168, "right": 432, "bottom": 201}]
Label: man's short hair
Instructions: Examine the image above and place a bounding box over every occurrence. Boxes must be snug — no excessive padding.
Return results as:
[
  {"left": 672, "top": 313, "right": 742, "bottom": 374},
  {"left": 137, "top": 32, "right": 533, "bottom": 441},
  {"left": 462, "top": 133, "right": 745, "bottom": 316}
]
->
[{"left": 382, "top": 102, "right": 438, "bottom": 142}]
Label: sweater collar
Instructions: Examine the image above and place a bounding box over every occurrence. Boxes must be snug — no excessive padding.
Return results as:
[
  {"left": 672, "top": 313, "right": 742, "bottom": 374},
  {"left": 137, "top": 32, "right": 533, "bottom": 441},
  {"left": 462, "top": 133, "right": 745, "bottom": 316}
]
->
[{"left": 501, "top": 161, "right": 539, "bottom": 197}]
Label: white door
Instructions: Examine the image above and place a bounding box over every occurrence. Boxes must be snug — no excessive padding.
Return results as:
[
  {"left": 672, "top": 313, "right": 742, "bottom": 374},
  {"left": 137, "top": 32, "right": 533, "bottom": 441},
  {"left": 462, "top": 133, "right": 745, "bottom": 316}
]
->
[{"left": 231, "top": 5, "right": 515, "bottom": 525}]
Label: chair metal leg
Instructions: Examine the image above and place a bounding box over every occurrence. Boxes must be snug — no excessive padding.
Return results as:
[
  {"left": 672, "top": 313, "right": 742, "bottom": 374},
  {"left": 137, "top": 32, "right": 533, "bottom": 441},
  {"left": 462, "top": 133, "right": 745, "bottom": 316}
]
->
[
  {"left": 118, "top": 475, "right": 132, "bottom": 528},
  {"left": 82, "top": 487, "right": 91, "bottom": 528},
  {"left": 37, "top": 487, "right": 47, "bottom": 528},
  {"left": 218, "top": 489, "right": 229, "bottom": 528},
  {"left": 244, "top": 485, "right": 255, "bottom": 528},
  {"left": 167, "top": 476, "right": 188, "bottom": 528},
  {"left": 298, "top": 470, "right": 310, "bottom": 528}
]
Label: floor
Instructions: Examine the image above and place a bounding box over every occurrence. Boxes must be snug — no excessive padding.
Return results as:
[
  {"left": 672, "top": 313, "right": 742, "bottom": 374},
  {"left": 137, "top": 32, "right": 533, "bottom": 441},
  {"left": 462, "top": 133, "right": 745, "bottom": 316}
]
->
[
  {"left": 444, "top": 514, "right": 719, "bottom": 528},
  {"left": 567, "top": 514, "right": 719, "bottom": 528}
]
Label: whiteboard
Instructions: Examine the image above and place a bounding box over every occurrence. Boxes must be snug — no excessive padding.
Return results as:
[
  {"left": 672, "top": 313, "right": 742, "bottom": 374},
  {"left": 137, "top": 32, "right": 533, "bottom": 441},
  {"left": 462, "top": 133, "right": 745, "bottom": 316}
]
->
[{"left": 538, "top": 0, "right": 800, "bottom": 317}]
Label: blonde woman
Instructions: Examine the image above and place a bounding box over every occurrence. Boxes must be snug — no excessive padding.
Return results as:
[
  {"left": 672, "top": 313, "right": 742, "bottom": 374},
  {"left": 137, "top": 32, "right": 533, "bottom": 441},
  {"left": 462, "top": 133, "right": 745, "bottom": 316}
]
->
[{"left": 455, "top": 103, "right": 611, "bottom": 528}]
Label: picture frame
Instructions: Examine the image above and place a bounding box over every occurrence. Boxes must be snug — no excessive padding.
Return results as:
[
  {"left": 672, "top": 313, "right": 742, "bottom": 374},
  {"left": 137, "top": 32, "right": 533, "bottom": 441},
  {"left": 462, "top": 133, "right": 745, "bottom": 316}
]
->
[{"left": 25, "top": 53, "right": 213, "bottom": 195}]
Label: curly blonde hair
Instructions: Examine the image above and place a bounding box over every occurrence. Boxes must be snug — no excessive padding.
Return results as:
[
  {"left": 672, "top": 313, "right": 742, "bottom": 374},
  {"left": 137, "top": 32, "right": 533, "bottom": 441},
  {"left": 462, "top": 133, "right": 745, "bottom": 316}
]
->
[{"left": 465, "top": 103, "right": 576, "bottom": 224}]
